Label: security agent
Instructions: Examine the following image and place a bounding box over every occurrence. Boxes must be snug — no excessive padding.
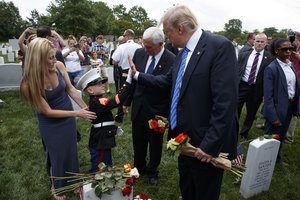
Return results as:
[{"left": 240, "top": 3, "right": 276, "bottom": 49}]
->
[{"left": 76, "top": 68, "right": 129, "bottom": 172}]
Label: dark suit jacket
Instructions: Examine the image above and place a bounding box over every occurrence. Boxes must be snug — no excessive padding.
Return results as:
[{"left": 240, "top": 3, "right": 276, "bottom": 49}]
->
[
  {"left": 238, "top": 50, "right": 273, "bottom": 99},
  {"left": 262, "top": 59, "right": 299, "bottom": 123},
  {"left": 125, "top": 48, "right": 175, "bottom": 120},
  {"left": 138, "top": 31, "right": 239, "bottom": 159},
  {"left": 238, "top": 43, "right": 253, "bottom": 55}
]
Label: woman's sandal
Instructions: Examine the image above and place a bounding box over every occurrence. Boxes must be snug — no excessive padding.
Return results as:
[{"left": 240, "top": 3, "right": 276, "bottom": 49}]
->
[
  {"left": 74, "top": 186, "right": 83, "bottom": 199},
  {"left": 51, "top": 187, "right": 66, "bottom": 200}
]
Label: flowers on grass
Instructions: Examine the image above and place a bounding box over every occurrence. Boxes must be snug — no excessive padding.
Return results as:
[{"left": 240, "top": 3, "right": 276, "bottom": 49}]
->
[
  {"left": 261, "top": 134, "right": 280, "bottom": 140},
  {"left": 148, "top": 115, "right": 168, "bottom": 133},
  {"left": 51, "top": 162, "right": 139, "bottom": 198},
  {"left": 133, "top": 192, "right": 152, "bottom": 200}
]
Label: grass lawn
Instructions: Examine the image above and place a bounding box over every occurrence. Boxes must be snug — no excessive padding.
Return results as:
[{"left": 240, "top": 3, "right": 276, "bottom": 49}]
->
[{"left": 0, "top": 89, "right": 299, "bottom": 200}]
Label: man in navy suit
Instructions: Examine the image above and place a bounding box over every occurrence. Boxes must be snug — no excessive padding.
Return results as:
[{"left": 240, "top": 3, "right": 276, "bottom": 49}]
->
[
  {"left": 124, "top": 27, "right": 175, "bottom": 185},
  {"left": 238, "top": 33, "right": 274, "bottom": 139},
  {"left": 129, "top": 5, "right": 238, "bottom": 200},
  {"left": 262, "top": 38, "right": 299, "bottom": 163}
]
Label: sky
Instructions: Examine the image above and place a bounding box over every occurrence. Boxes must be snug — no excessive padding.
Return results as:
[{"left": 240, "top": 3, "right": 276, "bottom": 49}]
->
[{"left": 8, "top": 0, "right": 300, "bottom": 32}]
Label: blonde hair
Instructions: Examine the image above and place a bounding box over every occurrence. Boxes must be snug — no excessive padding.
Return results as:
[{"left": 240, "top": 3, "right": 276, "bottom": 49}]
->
[
  {"left": 68, "top": 34, "right": 77, "bottom": 44},
  {"left": 22, "top": 37, "right": 55, "bottom": 111}
]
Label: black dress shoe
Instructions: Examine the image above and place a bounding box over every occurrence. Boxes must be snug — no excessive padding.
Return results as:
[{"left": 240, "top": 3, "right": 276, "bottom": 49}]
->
[{"left": 149, "top": 177, "right": 158, "bottom": 186}]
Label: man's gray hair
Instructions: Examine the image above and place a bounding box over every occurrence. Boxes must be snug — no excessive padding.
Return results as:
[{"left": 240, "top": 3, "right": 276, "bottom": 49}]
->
[{"left": 143, "top": 27, "right": 165, "bottom": 45}]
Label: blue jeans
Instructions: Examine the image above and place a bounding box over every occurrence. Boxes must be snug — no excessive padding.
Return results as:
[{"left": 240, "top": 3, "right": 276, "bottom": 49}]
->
[{"left": 68, "top": 70, "right": 82, "bottom": 86}]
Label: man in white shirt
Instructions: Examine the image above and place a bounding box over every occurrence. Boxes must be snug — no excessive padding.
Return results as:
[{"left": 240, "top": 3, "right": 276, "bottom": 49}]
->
[{"left": 112, "top": 29, "right": 142, "bottom": 123}]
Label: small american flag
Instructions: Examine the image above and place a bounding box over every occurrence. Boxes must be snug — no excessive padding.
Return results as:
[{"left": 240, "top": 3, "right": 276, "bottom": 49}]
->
[{"left": 232, "top": 144, "right": 243, "bottom": 165}]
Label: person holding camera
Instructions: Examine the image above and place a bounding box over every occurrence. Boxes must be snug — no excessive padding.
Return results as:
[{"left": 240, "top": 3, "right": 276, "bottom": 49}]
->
[
  {"left": 286, "top": 32, "right": 300, "bottom": 144},
  {"left": 91, "top": 35, "right": 110, "bottom": 93},
  {"left": 62, "top": 35, "right": 85, "bottom": 86}
]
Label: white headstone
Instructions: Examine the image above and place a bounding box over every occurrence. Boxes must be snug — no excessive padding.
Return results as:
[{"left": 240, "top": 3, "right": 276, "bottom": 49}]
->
[
  {"left": 7, "top": 46, "right": 13, "bottom": 53},
  {"left": 9, "top": 39, "right": 19, "bottom": 51},
  {"left": 0, "top": 57, "right": 4, "bottom": 64},
  {"left": 7, "top": 52, "right": 15, "bottom": 62},
  {"left": 240, "top": 138, "right": 280, "bottom": 199},
  {"left": 83, "top": 182, "right": 133, "bottom": 200},
  {"left": 2, "top": 47, "right": 7, "bottom": 55}
]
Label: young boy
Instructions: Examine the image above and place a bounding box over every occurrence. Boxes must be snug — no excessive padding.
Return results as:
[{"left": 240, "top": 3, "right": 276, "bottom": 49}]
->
[{"left": 76, "top": 68, "right": 128, "bottom": 173}]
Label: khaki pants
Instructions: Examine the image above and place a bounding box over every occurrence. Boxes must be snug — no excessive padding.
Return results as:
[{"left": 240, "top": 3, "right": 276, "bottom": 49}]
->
[{"left": 285, "top": 116, "right": 297, "bottom": 144}]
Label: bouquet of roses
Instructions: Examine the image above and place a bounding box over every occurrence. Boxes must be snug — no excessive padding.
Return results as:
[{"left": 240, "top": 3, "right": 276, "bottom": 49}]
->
[
  {"left": 167, "top": 133, "right": 190, "bottom": 155},
  {"left": 51, "top": 162, "right": 139, "bottom": 198},
  {"left": 148, "top": 115, "right": 169, "bottom": 133},
  {"left": 167, "top": 133, "right": 245, "bottom": 178}
]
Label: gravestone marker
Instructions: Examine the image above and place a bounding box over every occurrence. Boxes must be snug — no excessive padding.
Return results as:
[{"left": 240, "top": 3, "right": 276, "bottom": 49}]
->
[
  {"left": 240, "top": 138, "right": 280, "bottom": 198},
  {"left": 9, "top": 39, "right": 19, "bottom": 51},
  {"left": 7, "top": 52, "right": 15, "bottom": 62},
  {"left": 0, "top": 57, "right": 4, "bottom": 64},
  {"left": 7, "top": 46, "right": 13, "bottom": 53},
  {"left": 2, "top": 47, "right": 7, "bottom": 55}
]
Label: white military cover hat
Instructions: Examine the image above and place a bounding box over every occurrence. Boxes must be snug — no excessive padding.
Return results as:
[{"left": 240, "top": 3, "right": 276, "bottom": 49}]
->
[{"left": 76, "top": 68, "right": 107, "bottom": 90}]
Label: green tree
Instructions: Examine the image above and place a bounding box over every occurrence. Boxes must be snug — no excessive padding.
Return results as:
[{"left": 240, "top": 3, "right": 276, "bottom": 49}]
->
[
  {"left": 224, "top": 19, "right": 242, "bottom": 41},
  {"left": 128, "top": 6, "right": 149, "bottom": 37},
  {"left": 110, "top": 19, "right": 134, "bottom": 36},
  {"left": 112, "top": 4, "right": 130, "bottom": 21},
  {"left": 26, "top": 9, "right": 40, "bottom": 27},
  {"left": 47, "top": 0, "right": 96, "bottom": 38},
  {"left": 0, "top": 1, "right": 24, "bottom": 40},
  {"left": 90, "top": 1, "right": 114, "bottom": 36},
  {"left": 263, "top": 27, "right": 278, "bottom": 38}
]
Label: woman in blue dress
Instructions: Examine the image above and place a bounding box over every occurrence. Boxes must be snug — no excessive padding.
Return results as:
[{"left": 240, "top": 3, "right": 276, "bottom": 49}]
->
[{"left": 20, "top": 38, "right": 96, "bottom": 200}]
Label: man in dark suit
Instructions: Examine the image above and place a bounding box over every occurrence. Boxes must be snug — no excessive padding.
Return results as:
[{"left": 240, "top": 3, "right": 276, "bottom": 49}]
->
[
  {"left": 129, "top": 5, "right": 238, "bottom": 200},
  {"left": 124, "top": 27, "right": 175, "bottom": 185},
  {"left": 238, "top": 33, "right": 256, "bottom": 56},
  {"left": 262, "top": 38, "right": 299, "bottom": 163},
  {"left": 238, "top": 33, "right": 274, "bottom": 139}
]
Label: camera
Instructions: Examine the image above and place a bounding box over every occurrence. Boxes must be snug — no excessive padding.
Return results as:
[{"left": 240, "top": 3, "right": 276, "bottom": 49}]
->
[
  {"left": 288, "top": 31, "right": 297, "bottom": 51},
  {"left": 74, "top": 44, "right": 80, "bottom": 49}
]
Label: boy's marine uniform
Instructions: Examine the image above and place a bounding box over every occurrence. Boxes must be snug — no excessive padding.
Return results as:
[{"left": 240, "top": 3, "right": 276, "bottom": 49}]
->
[{"left": 76, "top": 68, "right": 129, "bottom": 172}]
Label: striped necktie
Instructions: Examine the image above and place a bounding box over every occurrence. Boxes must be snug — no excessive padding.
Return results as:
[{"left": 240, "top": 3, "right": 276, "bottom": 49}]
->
[
  {"left": 170, "top": 47, "right": 189, "bottom": 130},
  {"left": 146, "top": 56, "right": 156, "bottom": 74},
  {"left": 248, "top": 52, "right": 260, "bottom": 85}
]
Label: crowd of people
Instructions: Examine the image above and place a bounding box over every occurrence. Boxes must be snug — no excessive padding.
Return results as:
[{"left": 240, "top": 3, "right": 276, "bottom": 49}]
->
[{"left": 17, "top": 4, "right": 300, "bottom": 200}]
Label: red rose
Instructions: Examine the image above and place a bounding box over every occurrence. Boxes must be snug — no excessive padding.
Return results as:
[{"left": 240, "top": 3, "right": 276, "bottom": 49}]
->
[
  {"left": 150, "top": 120, "right": 158, "bottom": 129},
  {"left": 157, "top": 127, "right": 165, "bottom": 133},
  {"left": 272, "top": 134, "right": 280, "bottom": 140},
  {"left": 121, "top": 186, "right": 132, "bottom": 196},
  {"left": 139, "top": 193, "right": 148, "bottom": 200},
  {"left": 175, "top": 133, "right": 188, "bottom": 143},
  {"left": 126, "top": 177, "right": 135, "bottom": 186}
]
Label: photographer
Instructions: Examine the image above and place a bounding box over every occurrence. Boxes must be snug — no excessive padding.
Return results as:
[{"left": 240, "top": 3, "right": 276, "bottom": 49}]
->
[
  {"left": 286, "top": 31, "right": 300, "bottom": 144},
  {"left": 91, "top": 35, "right": 110, "bottom": 93},
  {"left": 62, "top": 35, "right": 85, "bottom": 86}
]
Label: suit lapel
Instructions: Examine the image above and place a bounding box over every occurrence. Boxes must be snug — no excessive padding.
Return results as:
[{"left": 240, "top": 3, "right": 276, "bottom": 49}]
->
[
  {"left": 257, "top": 52, "right": 269, "bottom": 75},
  {"left": 276, "top": 61, "right": 288, "bottom": 95},
  {"left": 139, "top": 54, "right": 148, "bottom": 73},
  {"left": 179, "top": 31, "right": 207, "bottom": 99},
  {"left": 152, "top": 50, "right": 167, "bottom": 75}
]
